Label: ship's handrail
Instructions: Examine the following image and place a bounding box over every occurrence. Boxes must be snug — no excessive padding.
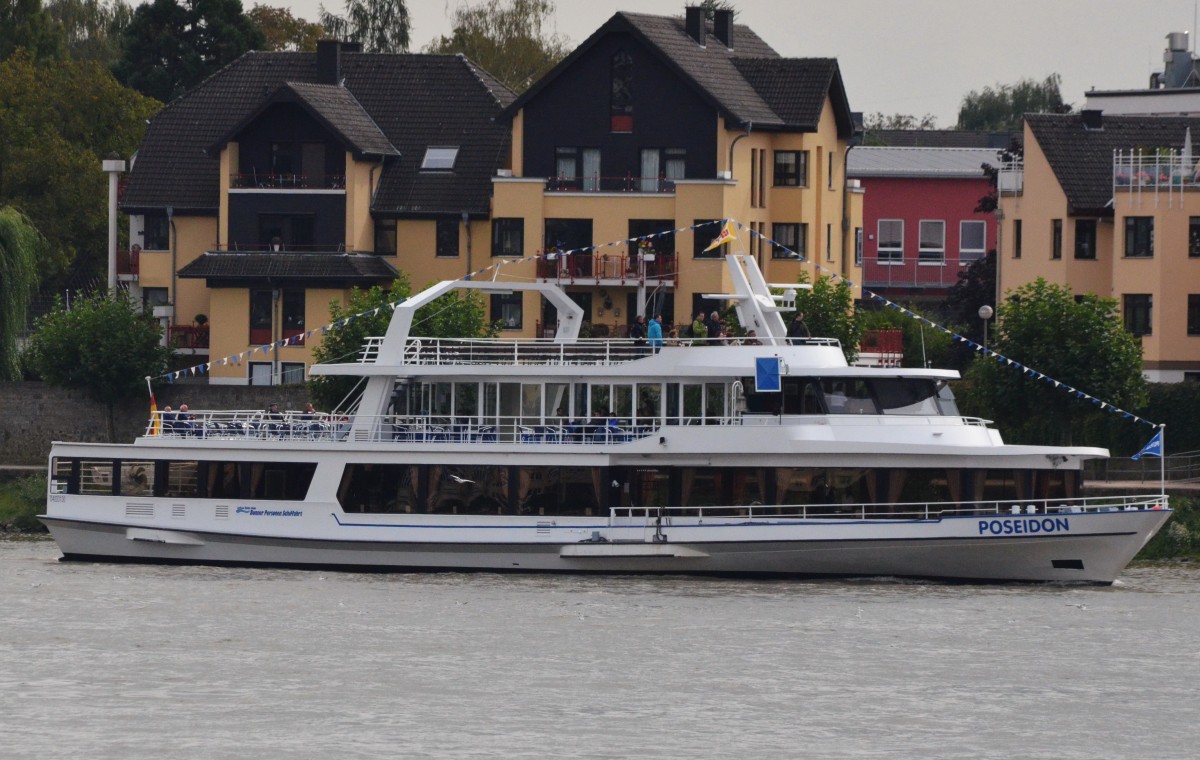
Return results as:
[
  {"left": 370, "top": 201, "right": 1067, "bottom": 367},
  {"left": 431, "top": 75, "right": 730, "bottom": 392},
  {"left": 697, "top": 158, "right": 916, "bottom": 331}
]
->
[
  {"left": 142, "top": 410, "right": 987, "bottom": 442},
  {"left": 608, "top": 494, "right": 1169, "bottom": 524},
  {"left": 357, "top": 335, "right": 841, "bottom": 365}
]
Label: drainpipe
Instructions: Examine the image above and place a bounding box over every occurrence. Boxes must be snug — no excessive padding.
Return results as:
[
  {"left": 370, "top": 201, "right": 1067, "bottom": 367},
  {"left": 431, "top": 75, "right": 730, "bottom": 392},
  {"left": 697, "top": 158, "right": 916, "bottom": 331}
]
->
[
  {"left": 727, "top": 121, "right": 752, "bottom": 179},
  {"left": 462, "top": 211, "right": 473, "bottom": 280},
  {"left": 841, "top": 143, "right": 853, "bottom": 280},
  {"left": 167, "top": 205, "right": 176, "bottom": 329},
  {"left": 273, "top": 283, "right": 281, "bottom": 384}
]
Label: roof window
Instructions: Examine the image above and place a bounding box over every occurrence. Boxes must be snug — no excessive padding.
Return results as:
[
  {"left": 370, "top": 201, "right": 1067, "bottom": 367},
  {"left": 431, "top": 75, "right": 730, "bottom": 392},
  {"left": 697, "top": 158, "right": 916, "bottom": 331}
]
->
[{"left": 421, "top": 146, "right": 459, "bottom": 170}]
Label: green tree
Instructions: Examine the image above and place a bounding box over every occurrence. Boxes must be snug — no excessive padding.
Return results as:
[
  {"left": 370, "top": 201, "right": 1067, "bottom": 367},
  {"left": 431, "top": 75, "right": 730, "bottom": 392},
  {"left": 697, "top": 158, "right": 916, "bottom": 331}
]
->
[
  {"left": 0, "top": 206, "right": 43, "bottom": 380},
  {"left": 319, "top": 0, "right": 409, "bottom": 54},
  {"left": 0, "top": 51, "right": 159, "bottom": 288},
  {"left": 308, "top": 273, "right": 496, "bottom": 410},
  {"left": 45, "top": 0, "right": 133, "bottom": 65},
  {"left": 957, "top": 279, "right": 1146, "bottom": 445},
  {"left": 24, "top": 292, "right": 171, "bottom": 441},
  {"left": 0, "top": 0, "right": 65, "bottom": 61},
  {"left": 792, "top": 272, "right": 861, "bottom": 363},
  {"left": 112, "top": 0, "right": 264, "bottom": 103},
  {"left": 858, "top": 306, "right": 957, "bottom": 370},
  {"left": 424, "top": 0, "right": 568, "bottom": 93},
  {"left": 957, "top": 74, "right": 1069, "bottom": 131},
  {"left": 249, "top": 4, "right": 322, "bottom": 51}
]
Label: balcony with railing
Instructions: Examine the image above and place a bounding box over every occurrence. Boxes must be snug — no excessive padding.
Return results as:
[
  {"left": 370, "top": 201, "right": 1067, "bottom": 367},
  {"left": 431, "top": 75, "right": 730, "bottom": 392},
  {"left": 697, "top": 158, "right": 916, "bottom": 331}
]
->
[
  {"left": 211, "top": 242, "right": 349, "bottom": 253},
  {"left": 169, "top": 324, "right": 210, "bottom": 350},
  {"left": 997, "top": 156, "right": 1023, "bottom": 195},
  {"left": 545, "top": 175, "right": 676, "bottom": 193},
  {"left": 230, "top": 173, "right": 346, "bottom": 190},
  {"left": 117, "top": 247, "right": 140, "bottom": 278},
  {"left": 1113, "top": 149, "right": 1200, "bottom": 193},
  {"left": 535, "top": 251, "right": 677, "bottom": 283}
]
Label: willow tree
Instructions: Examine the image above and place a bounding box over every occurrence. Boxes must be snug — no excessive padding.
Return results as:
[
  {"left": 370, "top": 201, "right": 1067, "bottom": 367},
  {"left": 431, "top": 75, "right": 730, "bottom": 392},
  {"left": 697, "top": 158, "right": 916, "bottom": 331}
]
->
[{"left": 0, "top": 206, "right": 42, "bottom": 380}]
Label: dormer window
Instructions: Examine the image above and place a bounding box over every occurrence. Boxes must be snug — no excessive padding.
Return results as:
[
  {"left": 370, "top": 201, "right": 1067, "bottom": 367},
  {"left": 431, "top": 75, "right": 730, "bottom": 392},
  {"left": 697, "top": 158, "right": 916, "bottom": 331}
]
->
[{"left": 422, "top": 146, "right": 459, "bottom": 170}]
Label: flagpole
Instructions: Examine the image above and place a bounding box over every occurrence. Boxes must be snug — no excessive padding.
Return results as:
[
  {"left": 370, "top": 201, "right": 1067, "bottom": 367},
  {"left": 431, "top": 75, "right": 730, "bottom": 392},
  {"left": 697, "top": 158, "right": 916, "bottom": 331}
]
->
[{"left": 1160, "top": 424, "right": 1167, "bottom": 502}]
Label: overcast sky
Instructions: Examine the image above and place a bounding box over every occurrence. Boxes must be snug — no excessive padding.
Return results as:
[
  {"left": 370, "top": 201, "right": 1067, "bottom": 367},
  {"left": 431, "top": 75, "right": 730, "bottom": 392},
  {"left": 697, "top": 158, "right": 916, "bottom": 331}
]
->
[{"left": 286, "top": 0, "right": 1200, "bottom": 126}]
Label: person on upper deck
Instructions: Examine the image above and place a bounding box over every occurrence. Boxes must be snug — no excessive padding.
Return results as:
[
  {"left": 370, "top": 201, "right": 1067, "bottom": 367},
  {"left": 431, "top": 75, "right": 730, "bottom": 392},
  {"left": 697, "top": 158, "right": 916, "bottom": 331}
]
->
[
  {"left": 647, "top": 314, "right": 663, "bottom": 353},
  {"left": 691, "top": 312, "right": 707, "bottom": 344},
  {"left": 629, "top": 314, "right": 647, "bottom": 353},
  {"left": 707, "top": 311, "right": 723, "bottom": 344},
  {"left": 787, "top": 313, "right": 811, "bottom": 344}
]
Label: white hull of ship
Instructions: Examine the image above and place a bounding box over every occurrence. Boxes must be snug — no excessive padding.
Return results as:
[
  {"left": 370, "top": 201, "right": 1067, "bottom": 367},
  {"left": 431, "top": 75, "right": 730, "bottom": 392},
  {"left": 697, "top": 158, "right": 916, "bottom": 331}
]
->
[{"left": 41, "top": 507, "right": 1171, "bottom": 584}]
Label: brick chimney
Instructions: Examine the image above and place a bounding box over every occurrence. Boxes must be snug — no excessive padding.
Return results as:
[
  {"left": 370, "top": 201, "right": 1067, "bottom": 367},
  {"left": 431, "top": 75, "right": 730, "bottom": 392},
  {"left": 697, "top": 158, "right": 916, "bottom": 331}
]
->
[
  {"left": 713, "top": 9, "right": 734, "bottom": 48},
  {"left": 317, "top": 39, "right": 342, "bottom": 85},
  {"left": 685, "top": 6, "right": 706, "bottom": 46}
]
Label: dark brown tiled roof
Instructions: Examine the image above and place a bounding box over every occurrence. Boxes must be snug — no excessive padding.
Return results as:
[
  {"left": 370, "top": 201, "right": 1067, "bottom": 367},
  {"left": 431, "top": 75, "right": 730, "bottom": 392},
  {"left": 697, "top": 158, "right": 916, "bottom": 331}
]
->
[
  {"left": 733, "top": 58, "right": 849, "bottom": 132},
  {"left": 123, "top": 52, "right": 514, "bottom": 217},
  {"left": 1027, "top": 113, "right": 1200, "bottom": 214},
  {"left": 177, "top": 252, "right": 398, "bottom": 285},
  {"left": 278, "top": 82, "right": 398, "bottom": 158},
  {"left": 501, "top": 11, "right": 853, "bottom": 136}
]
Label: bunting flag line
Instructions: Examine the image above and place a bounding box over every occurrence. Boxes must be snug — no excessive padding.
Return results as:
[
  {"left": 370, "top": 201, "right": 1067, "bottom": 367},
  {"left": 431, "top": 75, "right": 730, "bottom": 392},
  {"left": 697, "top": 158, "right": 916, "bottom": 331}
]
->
[{"left": 148, "top": 220, "right": 726, "bottom": 385}]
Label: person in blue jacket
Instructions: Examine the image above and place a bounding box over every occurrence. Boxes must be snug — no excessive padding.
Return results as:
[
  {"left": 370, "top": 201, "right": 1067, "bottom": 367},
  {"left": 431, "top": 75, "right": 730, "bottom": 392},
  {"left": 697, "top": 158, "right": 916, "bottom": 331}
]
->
[{"left": 647, "top": 314, "right": 663, "bottom": 353}]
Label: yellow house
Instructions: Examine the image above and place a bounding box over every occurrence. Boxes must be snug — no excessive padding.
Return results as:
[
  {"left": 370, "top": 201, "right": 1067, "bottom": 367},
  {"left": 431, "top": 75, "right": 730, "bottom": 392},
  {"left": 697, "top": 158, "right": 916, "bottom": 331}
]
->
[
  {"left": 486, "top": 8, "right": 862, "bottom": 337},
  {"left": 121, "top": 41, "right": 515, "bottom": 385},
  {"left": 998, "top": 111, "right": 1200, "bottom": 381}
]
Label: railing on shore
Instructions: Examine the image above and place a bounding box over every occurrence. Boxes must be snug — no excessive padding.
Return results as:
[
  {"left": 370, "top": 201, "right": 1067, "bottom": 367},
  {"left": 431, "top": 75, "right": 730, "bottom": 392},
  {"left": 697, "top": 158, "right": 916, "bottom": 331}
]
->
[
  {"left": 609, "top": 494, "right": 1169, "bottom": 524},
  {"left": 1085, "top": 450, "right": 1200, "bottom": 483},
  {"left": 144, "top": 409, "right": 989, "bottom": 444},
  {"left": 357, "top": 335, "right": 841, "bottom": 365}
]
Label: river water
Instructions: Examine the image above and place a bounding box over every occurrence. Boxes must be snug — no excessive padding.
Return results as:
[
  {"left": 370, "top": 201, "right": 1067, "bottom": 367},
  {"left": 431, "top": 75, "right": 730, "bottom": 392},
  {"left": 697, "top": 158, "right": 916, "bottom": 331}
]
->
[{"left": 3, "top": 538, "right": 1198, "bottom": 759}]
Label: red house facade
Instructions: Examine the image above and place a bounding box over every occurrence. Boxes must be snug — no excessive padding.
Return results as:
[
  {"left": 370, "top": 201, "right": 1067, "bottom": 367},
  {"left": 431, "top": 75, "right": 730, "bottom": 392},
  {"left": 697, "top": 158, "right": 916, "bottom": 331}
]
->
[{"left": 849, "top": 146, "right": 999, "bottom": 301}]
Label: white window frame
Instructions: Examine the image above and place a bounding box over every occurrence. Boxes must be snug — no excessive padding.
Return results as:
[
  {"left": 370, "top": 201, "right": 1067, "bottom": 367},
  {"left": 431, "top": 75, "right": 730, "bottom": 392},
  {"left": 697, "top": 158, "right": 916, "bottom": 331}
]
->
[
  {"left": 959, "top": 220, "right": 986, "bottom": 263},
  {"left": 877, "top": 219, "right": 903, "bottom": 265},
  {"left": 421, "top": 146, "right": 459, "bottom": 171},
  {"left": 918, "top": 219, "right": 945, "bottom": 265}
]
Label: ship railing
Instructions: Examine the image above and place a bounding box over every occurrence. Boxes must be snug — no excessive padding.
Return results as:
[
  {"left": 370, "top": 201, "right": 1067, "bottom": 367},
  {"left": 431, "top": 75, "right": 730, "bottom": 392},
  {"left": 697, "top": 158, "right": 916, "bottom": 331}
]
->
[
  {"left": 608, "top": 493, "right": 1169, "bottom": 525},
  {"left": 357, "top": 335, "right": 838, "bottom": 364},
  {"left": 143, "top": 411, "right": 993, "bottom": 442}
]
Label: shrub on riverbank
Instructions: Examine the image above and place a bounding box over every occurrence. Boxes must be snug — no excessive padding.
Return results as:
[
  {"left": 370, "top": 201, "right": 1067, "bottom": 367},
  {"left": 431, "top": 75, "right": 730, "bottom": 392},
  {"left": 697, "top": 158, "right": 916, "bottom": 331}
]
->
[
  {"left": 0, "top": 475, "right": 46, "bottom": 532},
  {"left": 1137, "top": 496, "right": 1199, "bottom": 561}
]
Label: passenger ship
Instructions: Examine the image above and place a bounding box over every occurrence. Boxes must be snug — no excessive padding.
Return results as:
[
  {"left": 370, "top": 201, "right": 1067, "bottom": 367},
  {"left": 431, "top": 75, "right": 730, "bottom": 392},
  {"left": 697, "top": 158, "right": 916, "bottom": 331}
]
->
[{"left": 41, "top": 253, "right": 1171, "bottom": 583}]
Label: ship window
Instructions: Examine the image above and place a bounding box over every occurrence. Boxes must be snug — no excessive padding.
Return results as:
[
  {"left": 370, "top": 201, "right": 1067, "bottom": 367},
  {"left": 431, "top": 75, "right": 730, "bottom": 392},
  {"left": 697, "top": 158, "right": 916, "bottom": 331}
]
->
[
  {"left": 455, "top": 382, "right": 479, "bottom": 419},
  {"left": 117, "top": 460, "right": 155, "bottom": 496},
  {"left": 936, "top": 382, "right": 960, "bottom": 416},
  {"left": 338, "top": 464, "right": 420, "bottom": 513},
  {"left": 822, "top": 379, "right": 877, "bottom": 415},
  {"left": 79, "top": 459, "right": 117, "bottom": 495},
  {"left": 871, "top": 379, "right": 940, "bottom": 415},
  {"left": 705, "top": 383, "right": 726, "bottom": 420},
  {"left": 158, "top": 460, "right": 199, "bottom": 497}
]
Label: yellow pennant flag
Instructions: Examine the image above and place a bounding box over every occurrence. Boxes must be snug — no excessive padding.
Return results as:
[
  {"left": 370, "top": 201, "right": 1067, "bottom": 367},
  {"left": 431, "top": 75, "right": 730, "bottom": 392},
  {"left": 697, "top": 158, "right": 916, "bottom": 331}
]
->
[{"left": 703, "top": 220, "right": 737, "bottom": 252}]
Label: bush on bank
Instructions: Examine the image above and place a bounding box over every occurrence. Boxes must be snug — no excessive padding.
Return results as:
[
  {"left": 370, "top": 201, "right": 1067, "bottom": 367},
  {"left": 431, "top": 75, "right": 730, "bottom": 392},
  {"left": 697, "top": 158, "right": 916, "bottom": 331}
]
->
[{"left": 0, "top": 475, "right": 48, "bottom": 532}]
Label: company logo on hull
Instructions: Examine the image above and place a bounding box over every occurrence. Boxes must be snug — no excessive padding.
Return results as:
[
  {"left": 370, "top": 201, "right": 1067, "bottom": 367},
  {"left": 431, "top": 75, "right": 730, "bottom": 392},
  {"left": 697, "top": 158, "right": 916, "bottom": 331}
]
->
[
  {"left": 978, "top": 517, "right": 1070, "bottom": 536},
  {"left": 235, "top": 506, "right": 303, "bottom": 517}
]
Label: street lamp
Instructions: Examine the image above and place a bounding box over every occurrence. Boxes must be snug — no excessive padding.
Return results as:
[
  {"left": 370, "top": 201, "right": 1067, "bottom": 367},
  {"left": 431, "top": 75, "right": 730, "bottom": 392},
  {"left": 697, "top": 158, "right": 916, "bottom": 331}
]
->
[
  {"left": 978, "top": 304, "right": 994, "bottom": 351},
  {"left": 102, "top": 152, "right": 126, "bottom": 293}
]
